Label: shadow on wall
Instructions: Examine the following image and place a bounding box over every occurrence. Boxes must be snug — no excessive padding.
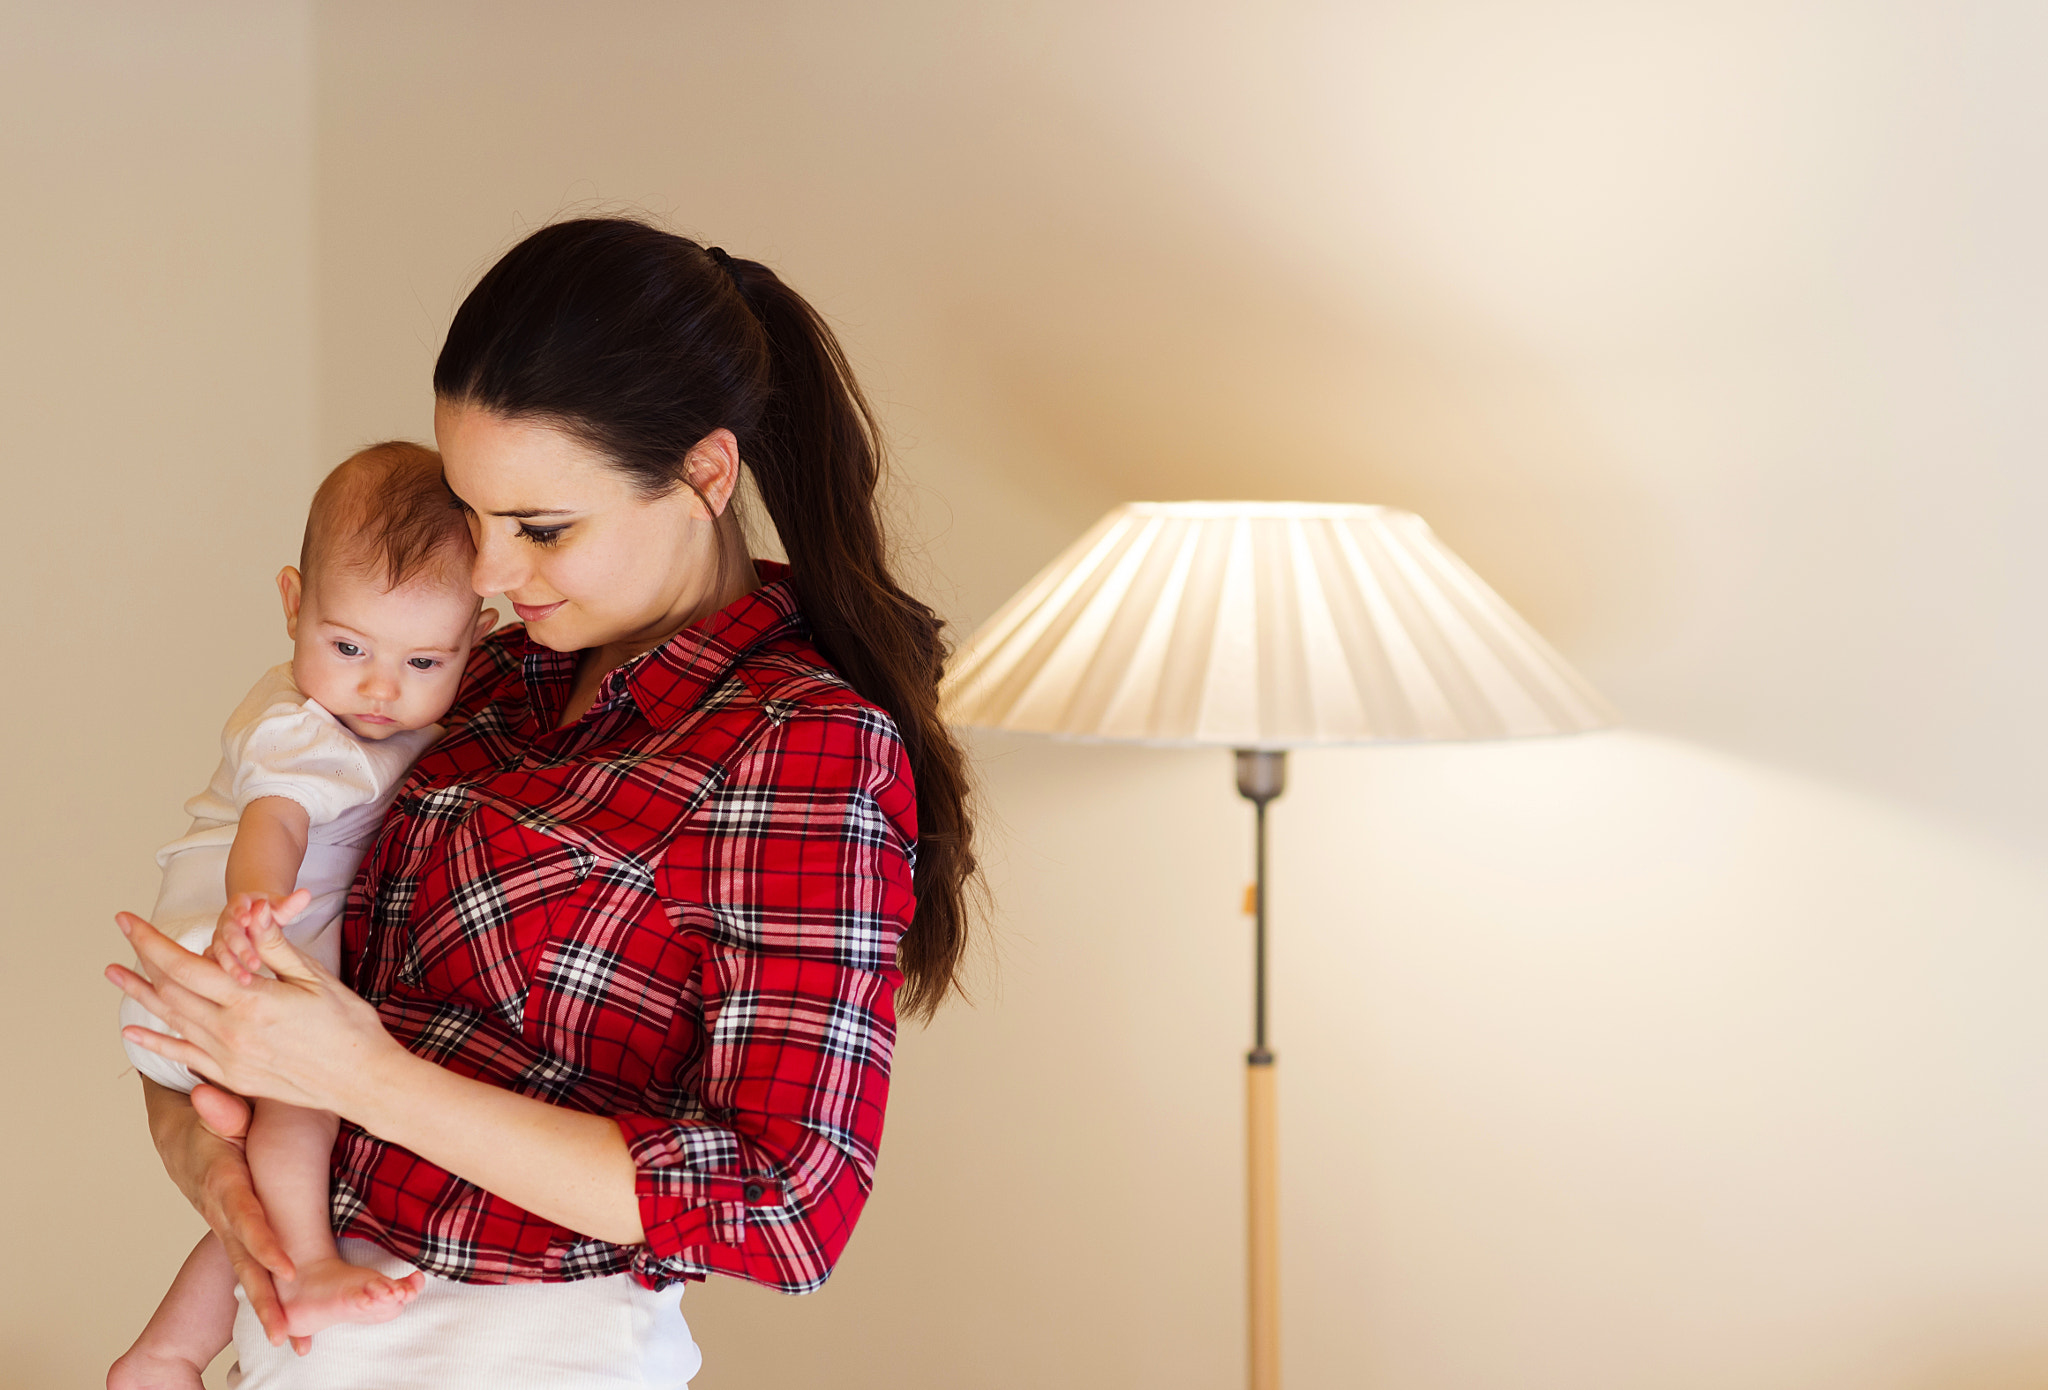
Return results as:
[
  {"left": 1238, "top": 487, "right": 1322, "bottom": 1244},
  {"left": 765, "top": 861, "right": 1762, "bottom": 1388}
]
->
[
  {"left": 1908, "top": 1348, "right": 2048, "bottom": 1390},
  {"left": 899, "top": 80, "right": 1669, "bottom": 667},
  {"left": 1277, "top": 731, "right": 2048, "bottom": 1388}
]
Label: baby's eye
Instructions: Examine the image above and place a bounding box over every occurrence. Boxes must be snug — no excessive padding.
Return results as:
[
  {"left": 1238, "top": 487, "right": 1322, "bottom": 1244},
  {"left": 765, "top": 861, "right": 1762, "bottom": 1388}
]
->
[
  {"left": 407, "top": 657, "right": 441, "bottom": 671},
  {"left": 519, "top": 523, "right": 567, "bottom": 547},
  {"left": 334, "top": 641, "right": 364, "bottom": 658}
]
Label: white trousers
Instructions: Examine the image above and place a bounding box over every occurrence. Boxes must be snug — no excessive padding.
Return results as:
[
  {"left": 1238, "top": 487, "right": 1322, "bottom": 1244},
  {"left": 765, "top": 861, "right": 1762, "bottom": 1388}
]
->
[{"left": 226, "top": 1239, "right": 701, "bottom": 1388}]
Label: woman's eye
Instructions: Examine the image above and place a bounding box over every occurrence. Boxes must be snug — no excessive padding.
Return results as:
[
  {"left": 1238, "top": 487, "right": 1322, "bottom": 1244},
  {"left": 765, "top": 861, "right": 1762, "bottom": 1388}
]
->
[
  {"left": 335, "top": 642, "right": 363, "bottom": 658},
  {"left": 407, "top": 657, "right": 440, "bottom": 671},
  {"left": 519, "top": 524, "right": 567, "bottom": 547}
]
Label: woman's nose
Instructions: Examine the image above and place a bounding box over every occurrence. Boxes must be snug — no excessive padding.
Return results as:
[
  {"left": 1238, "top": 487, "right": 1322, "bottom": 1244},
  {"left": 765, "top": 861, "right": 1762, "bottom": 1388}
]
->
[{"left": 470, "top": 529, "right": 525, "bottom": 598}]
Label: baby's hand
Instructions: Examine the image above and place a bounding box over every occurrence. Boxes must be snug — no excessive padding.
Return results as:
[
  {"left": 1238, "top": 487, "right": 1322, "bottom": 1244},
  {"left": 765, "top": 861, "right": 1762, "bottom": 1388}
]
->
[
  {"left": 210, "top": 890, "right": 313, "bottom": 984},
  {"left": 210, "top": 896, "right": 267, "bottom": 984}
]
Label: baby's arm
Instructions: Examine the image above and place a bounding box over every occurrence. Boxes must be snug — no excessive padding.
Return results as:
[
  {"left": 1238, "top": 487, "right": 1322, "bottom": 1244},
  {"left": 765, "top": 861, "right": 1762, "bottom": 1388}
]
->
[{"left": 212, "top": 796, "right": 313, "bottom": 982}]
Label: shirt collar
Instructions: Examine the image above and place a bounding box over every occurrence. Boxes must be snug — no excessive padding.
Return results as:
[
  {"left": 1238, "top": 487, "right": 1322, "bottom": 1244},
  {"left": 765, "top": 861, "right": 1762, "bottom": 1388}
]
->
[{"left": 515, "top": 562, "right": 806, "bottom": 732}]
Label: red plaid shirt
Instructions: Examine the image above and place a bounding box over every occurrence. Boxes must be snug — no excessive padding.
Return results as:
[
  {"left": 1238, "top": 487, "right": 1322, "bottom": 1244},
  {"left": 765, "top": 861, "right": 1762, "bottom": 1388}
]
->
[{"left": 332, "top": 566, "right": 917, "bottom": 1293}]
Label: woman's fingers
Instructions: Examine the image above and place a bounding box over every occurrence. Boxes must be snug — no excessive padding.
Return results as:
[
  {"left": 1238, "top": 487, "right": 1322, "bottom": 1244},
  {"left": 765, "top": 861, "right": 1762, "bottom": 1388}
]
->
[
  {"left": 250, "top": 918, "right": 319, "bottom": 986},
  {"left": 218, "top": 1183, "right": 296, "bottom": 1285},
  {"left": 217, "top": 1223, "right": 295, "bottom": 1347},
  {"left": 194, "top": 1123, "right": 294, "bottom": 1285},
  {"left": 117, "top": 912, "right": 242, "bottom": 1007},
  {"left": 106, "top": 961, "right": 219, "bottom": 1045},
  {"left": 104, "top": 962, "right": 218, "bottom": 1048},
  {"left": 109, "top": 958, "right": 242, "bottom": 1089},
  {"left": 104, "top": 960, "right": 167, "bottom": 1015},
  {"left": 120, "top": 1024, "right": 228, "bottom": 1085}
]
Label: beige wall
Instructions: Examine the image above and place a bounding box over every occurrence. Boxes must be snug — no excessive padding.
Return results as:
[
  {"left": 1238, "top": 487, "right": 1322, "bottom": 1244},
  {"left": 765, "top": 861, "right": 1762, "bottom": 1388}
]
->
[
  {"left": 8, "top": 2, "right": 2047, "bottom": 1386},
  {"left": 0, "top": 2, "right": 315, "bottom": 1385}
]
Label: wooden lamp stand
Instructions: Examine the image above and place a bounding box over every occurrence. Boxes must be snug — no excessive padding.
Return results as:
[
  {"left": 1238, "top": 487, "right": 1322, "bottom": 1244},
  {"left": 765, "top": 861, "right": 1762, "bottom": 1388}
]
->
[{"left": 1235, "top": 749, "right": 1286, "bottom": 1390}]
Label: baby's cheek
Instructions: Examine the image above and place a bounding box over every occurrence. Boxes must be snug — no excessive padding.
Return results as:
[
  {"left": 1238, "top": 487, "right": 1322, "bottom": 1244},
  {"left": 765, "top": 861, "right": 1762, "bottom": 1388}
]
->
[{"left": 422, "top": 671, "right": 465, "bottom": 724}]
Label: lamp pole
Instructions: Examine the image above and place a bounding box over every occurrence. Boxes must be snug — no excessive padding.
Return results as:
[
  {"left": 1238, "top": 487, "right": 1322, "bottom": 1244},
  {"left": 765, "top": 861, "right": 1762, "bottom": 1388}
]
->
[{"left": 1235, "top": 748, "right": 1286, "bottom": 1390}]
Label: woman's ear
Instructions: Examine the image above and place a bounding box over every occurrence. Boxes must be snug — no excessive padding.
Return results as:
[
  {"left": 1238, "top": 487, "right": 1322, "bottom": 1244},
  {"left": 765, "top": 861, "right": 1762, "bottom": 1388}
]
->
[
  {"left": 682, "top": 428, "right": 742, "bottom": 518},
  {"left": 277, "top": 567, "right": 304, "bottom": 640}
]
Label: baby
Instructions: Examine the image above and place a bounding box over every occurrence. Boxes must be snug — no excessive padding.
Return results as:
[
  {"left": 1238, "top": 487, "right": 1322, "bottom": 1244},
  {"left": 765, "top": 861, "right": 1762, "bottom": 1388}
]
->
[{"left": 111, "top": 442, "right": 496, "bottom": 1389}]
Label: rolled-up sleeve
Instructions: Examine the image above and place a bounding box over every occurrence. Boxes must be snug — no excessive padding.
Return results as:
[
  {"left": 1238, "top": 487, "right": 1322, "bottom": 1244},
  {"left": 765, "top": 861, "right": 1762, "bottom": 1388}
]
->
[{"left": 618, "top": 701, "right": 917, "bottom": 1293}]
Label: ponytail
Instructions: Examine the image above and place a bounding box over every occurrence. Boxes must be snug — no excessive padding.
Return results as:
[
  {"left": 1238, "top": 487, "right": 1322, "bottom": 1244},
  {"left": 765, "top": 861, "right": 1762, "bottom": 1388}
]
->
[
  {"left": 723, "top": 264, "right": 975, "bottom": 1016},
  {"left": 434, "top": 217, "right": 976, "bottom": 1018}
]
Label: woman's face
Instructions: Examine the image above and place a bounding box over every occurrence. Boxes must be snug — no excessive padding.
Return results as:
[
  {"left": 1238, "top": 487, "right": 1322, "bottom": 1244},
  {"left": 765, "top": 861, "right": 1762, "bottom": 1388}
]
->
[{"left": 435, "top": 400, "right": 740, "bottom": 657}]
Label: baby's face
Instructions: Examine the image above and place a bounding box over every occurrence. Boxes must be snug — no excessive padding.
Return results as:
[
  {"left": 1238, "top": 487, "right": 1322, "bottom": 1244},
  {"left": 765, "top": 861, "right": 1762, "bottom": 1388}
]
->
[{"left": 285, "top": 565, "right": 493, "bottom": 740}]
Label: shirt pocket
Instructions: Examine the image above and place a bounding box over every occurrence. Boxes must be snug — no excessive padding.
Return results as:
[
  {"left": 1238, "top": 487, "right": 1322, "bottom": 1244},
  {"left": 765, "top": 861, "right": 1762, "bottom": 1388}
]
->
[{"left": 512, "top": 823, "right": 694, "bottom": 1110}]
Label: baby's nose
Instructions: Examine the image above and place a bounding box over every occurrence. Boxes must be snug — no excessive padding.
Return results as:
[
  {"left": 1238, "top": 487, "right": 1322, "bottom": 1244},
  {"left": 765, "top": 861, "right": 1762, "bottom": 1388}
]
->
[{"left": 361, "top": 670, "right": 401, "bottom": 700}]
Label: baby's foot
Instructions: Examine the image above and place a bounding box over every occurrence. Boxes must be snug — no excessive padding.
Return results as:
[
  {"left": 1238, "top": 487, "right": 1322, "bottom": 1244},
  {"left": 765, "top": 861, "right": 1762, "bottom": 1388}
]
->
[
  {"left": 107, "top": 1345, "right": 206, "bottom": 1390},
  {"left": 279, "top": 1256, "right": 426, "bottom": 1338}
]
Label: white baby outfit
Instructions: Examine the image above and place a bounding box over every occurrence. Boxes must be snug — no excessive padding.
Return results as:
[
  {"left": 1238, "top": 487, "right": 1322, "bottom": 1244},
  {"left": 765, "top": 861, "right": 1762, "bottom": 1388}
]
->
[{"left": 119, "top": 663, "right": 438, "bottom": 1092}]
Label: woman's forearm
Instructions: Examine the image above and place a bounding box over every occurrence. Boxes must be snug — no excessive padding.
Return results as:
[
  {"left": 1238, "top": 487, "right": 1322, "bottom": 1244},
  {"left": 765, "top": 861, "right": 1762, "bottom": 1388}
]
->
[
  {"left": 347, "top": 1046, "right": 646, "bottom": 1246},
  {"left": 142, "top": 1077, "right": 204, "bottom": 1203}
]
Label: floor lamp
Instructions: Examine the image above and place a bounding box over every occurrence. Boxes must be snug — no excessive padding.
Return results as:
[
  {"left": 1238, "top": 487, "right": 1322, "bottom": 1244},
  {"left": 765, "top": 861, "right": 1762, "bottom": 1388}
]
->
[{"left": 939, "top": 502, "right": 1614, "bottom": 1390}]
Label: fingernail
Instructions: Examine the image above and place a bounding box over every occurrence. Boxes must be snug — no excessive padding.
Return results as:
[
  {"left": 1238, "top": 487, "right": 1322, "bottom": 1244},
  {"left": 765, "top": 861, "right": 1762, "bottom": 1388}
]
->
[{"left": 115, "top": 917, "right": 132, "bottom": 937}]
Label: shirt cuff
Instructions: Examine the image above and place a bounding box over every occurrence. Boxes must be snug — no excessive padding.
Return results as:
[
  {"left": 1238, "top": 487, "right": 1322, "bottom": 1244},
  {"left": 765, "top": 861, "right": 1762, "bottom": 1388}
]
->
[{"left": 615, "top": 1114, "right": 787, "bottom": 1258}]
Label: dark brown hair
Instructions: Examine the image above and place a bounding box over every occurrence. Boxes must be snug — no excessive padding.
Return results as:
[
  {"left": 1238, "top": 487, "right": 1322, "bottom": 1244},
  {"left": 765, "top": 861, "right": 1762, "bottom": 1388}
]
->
[
  {"left": 432, "top": 218, "right": 975, "bottom": 1019},
  {"left": 302, "top": 440, "right": 471, "bottom": 592}
]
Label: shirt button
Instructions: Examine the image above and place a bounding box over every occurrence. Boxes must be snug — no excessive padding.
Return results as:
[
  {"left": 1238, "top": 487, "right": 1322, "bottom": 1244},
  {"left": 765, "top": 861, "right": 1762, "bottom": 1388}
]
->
[{"left": 743, "top": 1182, "right": 766, "bottom": 1203}]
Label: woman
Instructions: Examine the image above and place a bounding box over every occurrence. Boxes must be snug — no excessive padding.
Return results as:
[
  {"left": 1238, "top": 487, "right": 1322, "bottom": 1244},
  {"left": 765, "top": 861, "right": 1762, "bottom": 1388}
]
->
[{"left": 110, "top": 217, "right": 977, "bottom": 1385}]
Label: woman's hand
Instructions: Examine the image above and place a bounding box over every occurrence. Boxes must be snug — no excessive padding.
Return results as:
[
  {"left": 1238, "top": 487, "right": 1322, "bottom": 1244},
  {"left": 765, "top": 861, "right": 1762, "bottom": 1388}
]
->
[
  {"left": 142, "top": 1078, "right": 310, "bottom": 1354},
  {"left": 109, "top": 910, "right": 400, "bottom": 1117},
  {"left": 115, "top": 909, "right": 648, "bottom": 1254}
]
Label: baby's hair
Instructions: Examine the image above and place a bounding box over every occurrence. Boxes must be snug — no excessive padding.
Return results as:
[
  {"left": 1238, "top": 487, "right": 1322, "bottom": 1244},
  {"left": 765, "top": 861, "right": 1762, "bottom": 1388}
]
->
[{"left": 300, "top": 441, "right": 472, "bottom": 592}]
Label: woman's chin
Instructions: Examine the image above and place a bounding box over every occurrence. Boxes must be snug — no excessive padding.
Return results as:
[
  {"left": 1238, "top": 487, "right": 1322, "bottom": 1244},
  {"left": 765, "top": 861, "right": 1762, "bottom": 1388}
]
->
[{"left": 516, "top": 610, "right": 583, "bottom": 649}]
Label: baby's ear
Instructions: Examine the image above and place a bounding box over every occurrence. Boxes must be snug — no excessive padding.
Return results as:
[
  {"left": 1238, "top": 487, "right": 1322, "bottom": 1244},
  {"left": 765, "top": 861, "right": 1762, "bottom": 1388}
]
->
[
  {"left": 472, "top": 605, "right": 502, "bottom": 644},
  {"left": 277, "top": 567, "right": 304, "bottom": 639}
]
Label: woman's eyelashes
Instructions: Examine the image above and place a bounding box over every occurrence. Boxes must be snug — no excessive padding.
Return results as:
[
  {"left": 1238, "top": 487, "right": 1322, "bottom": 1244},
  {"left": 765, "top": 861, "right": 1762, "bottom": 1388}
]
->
[{"left": 445, "top": 498, "right": 565, "bottom": 545}]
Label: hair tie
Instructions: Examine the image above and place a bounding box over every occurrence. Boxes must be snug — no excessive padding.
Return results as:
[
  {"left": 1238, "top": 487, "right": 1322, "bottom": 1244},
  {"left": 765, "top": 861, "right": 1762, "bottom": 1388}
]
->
[{"left": 705, "top": 246, "right": 759, "bottom": 320}]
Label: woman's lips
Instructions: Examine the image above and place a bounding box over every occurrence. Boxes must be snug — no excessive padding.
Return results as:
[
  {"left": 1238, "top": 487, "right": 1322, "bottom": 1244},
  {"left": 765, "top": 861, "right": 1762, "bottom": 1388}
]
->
[{"left": 512, "top": 600, "right": 566, "bottom": 622}]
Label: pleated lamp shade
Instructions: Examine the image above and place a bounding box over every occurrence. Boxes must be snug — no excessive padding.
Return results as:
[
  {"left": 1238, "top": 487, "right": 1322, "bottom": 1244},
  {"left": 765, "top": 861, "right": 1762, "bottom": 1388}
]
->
[{"left": 940, "top": 501, "right": 1615, "bottom": 747}]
